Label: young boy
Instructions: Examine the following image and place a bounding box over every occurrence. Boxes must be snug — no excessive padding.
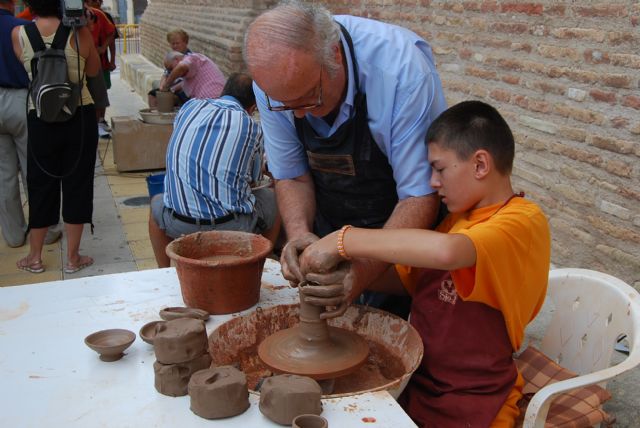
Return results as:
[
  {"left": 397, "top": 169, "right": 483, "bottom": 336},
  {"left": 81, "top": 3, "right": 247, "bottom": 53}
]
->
[
  {"left": 299, "top": 100, "right": 551, "bottom": 427},
  {"left": 148, "top": 29, "right": 192, "bottom": 108}
]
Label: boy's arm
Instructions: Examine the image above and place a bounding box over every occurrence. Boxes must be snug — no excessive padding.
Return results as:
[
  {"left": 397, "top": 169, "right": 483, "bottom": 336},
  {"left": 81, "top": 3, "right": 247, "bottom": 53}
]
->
[{"left": 299, "top": 227, "right": 474, "bottom": 317}]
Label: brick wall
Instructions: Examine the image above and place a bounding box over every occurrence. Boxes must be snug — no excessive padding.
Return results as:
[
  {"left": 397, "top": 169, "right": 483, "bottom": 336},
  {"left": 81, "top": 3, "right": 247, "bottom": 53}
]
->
[{"left": 139, "top": 1, "right": 639, "bottom": 288}]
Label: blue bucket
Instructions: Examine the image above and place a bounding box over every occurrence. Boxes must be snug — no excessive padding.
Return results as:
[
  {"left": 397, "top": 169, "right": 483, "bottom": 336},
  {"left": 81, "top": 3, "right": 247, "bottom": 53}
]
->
[{"left": 146, "top": 173, "right": 165, "bottom": 198}]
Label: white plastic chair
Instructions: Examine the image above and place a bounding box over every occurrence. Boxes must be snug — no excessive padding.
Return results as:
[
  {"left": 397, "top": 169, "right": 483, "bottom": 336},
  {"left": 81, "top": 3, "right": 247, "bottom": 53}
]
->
[{"left": 523, "top": 268, "right": 640, "bottom": 427}]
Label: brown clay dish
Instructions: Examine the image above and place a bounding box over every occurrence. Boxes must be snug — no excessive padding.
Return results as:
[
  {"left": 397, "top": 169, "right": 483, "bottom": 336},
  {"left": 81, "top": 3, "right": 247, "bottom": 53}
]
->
[
  {"left": 159, "top": 306, "right": 209, "bottom": 321},
  {"left": 85, "top": 329, "right": 136, "bottom": 362},
  {"left": 139, "top": 320, "right": 165, "bottom": 344}
]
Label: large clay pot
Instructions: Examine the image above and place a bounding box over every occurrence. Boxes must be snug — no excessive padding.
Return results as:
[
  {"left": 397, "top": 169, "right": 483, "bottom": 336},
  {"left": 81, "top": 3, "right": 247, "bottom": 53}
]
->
[
  {"left": 156, "top": 90, "right": 175, "bottom": 113},
  {"left": 166, "top": 231, "right": 273, "bottom": 314}
]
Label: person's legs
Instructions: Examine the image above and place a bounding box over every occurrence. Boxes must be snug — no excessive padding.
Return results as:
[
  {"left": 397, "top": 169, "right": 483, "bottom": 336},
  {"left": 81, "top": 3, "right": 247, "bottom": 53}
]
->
[
  {"left": 60, "top": 105, "right": 98, "bottom": 272},
  {"left": 149, "top": 194, "right": 173, "bottom": 267},
  {"left": 16, "top": 227, "right": 47, "bottom": 273},
  {"left": 0, "top": 88, "right": 28, "bottom": 247}
]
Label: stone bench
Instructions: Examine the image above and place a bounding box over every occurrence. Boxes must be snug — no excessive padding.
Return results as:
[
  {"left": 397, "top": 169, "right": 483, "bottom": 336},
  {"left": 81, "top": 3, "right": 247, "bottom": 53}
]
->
[{"left": 119, "top": 53, "right": 163, "bottom": 101}]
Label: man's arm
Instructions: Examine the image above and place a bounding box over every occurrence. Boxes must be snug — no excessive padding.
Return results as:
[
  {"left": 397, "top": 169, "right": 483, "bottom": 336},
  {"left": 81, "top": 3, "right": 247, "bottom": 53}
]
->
[
  {"left": 161, "top": 63, "right": 188, "bottom": 91},
  {"left": 274, "top": 173, "right": 316, "bottom": 240},
  {"left": 275, "top": 173, "right": 319, "bottom": 284}
]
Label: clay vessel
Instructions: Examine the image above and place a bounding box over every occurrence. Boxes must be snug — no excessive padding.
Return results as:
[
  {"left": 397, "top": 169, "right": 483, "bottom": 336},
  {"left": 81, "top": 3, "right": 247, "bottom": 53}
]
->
[
  {"left": 166, "top": 231, "right": 273, "bottom": 314},
  {"left": 139, "top": 320, "right": 165, "bottom": 345},
  {"left": 159, "top": 306, "right": 209, "bottom": 321},
  {"left": 293, "top": 414, "right": 328, "bottom": 428},
  {"left": 85, "top": 329, "right": 136, "bottom": 362},
  {"left": 156, "top": 90, "right": 175, "bottom": 113}
]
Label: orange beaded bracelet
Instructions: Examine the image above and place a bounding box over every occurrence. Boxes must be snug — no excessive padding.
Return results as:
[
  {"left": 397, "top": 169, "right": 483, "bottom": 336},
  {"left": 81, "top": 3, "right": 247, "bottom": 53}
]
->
[{"left": 337, "top": 225, "right": 353, "bottom": 260}]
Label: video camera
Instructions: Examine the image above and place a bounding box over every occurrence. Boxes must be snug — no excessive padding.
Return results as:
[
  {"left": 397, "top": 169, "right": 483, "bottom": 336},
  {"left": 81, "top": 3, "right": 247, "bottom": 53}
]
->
[{"left": 60, "top": 0, "right": 86, "bottom": 27}]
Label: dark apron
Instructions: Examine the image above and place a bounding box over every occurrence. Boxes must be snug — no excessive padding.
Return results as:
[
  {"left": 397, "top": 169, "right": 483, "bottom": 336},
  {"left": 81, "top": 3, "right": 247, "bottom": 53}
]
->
[
  {"left": 294, "top": 24, "right": 398, "bottom": 237},
  {"left": 399, "top": 269, "right": 517, "bottom": 427}
]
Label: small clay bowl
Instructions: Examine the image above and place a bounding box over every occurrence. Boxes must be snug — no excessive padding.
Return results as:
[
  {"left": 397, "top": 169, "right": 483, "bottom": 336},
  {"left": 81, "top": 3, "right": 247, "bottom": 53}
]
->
[
  {"left": 159, "top": 306, "right": 209, "bottom": 321},
  {"left": 85, "top": 329, "right": 136, "bottom": 362},
  {"left": 293, "top": 414, "right": 328, "bottom": 428},
  {"left": 139, "top": 321, "right": 165, "bottom": 345}
]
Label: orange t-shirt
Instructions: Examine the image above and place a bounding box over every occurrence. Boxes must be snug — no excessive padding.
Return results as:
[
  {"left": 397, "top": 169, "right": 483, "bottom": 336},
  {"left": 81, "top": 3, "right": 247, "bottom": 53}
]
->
[{"left": 397, "top": 197, "right": 551, "bottom": 426}]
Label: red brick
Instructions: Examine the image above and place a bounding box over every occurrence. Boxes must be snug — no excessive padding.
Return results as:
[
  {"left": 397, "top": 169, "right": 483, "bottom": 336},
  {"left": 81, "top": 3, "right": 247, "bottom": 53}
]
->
[
  {"left": 623, "top": 95, "right": 640, "bottom": 110},
  {"left": 589, "top": 135, "right": 634, "bottom": 155},
  {"left": 501, "top": 3, "right": 543, "bottom": 15},
  {"left": 574, "top": 5, "right": 628, "bottom": 18},
  {"left": 480, "top": 1, "right": 499, "bottom": 13},
  {"left": 532, "top": 80, "right": 566, "bottom": 95},
  {"left": 511, "top": 42, "right": 532, "bottom": 53},
  {"left": 465, "top": 66, "right": 497, "bottom": 80},
  {"left": 551, "top": 28, "right": 606, "bottom": 43},
  {"left": 589, "top": 89, "right": 617, "bottom": 104},
  {"left": 490, "top": 88, "right": 512, "bottom": 103},
  {"left": 601, "top": 74, "right": 632, "bottom": 88},
  {"left": 604, "top": 159, "right": 633, "bottom": 178},
  {"left": 632, "top": 16, "right": 639, "bottom": 27},
  {"left": 490, "top": 22, "right": 530, "bottom": 34},
  {"left": 553, "top": 104, "right": 606, "bottom": 125},
  {"left": 611, "top": 117, "right": 629, "bottom": 128},
  {"left": 501, "top": 75, "right": 520, "bottom": 85},
  {"left": 608, "top": 31, "right": 636, "bottom": 45},
  {"left": 498, "top": 58, "right": 525, "bottom": 71},
  {"left": 610, "top": 53, "right": 640, "bottom": 68},
  {"left": 459, "top": 47, "right": 473, "bottom": 60},
  {"left": 565, "top": 69, "right": 599, "bottom": 84},
  {"left": 545, "top": 5, "right": 566, "bottom": 16}
]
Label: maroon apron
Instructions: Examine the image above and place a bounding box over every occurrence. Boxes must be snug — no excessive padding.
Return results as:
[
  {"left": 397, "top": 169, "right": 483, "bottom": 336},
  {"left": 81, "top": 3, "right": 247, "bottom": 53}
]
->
[{"left": 399, "top": 269, "right": 517, "bottom": 427}]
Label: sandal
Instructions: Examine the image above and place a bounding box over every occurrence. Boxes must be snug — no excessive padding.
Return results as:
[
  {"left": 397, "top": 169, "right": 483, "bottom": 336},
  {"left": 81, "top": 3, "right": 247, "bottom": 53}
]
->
[
  {"left": 17, "top": 257, "right": 45, "bottom": 274},
  {"left": 64, "top": 255, "right": 94, "bottom": 274}
]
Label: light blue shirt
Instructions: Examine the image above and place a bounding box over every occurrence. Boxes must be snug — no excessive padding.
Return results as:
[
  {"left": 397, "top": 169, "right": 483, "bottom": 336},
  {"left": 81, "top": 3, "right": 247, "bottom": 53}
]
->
[
  {"left": 253, "top": 15, "right": 447, "bottom": 199},
  {"left": 164, "top": 96, "right": 263, "bottom": 219}
]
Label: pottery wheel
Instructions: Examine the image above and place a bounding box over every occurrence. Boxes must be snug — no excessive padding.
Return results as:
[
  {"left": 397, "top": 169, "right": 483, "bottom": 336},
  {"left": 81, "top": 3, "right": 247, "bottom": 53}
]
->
[{"left": 258, "top": 285, "right": 369, "bottom": 380}]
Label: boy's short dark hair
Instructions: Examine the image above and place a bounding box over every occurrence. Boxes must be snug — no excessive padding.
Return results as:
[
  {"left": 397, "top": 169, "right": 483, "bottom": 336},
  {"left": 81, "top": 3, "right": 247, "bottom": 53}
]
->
[
  {"left": 222, "top": 73, "right": 256, "bottom": 110},
  {"left": 24, "top": 0, "right": 61, "bottom": 18},
  {"left": 426, "top": 100, "right": 515, "bottom": 174}
]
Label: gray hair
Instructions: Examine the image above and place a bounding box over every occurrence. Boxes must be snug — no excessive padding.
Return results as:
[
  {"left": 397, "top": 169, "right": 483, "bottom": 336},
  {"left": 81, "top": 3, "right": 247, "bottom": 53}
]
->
[
  {"left": 244, "top": 0, "right": 341, "bottom": 77},
  {"left": 164, "top": 51, "right": 185, "bottom": 68}
]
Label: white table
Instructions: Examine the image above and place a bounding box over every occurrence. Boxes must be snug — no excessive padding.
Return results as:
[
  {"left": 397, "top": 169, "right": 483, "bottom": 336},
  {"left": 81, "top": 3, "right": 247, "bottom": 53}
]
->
[{"left": 0, "top": 259, "right": 416, "bottom": 427}]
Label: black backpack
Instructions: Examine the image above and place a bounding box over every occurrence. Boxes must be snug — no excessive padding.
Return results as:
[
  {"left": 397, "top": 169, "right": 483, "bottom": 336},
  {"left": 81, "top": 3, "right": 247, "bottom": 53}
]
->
[{"left": 25, "top": 22, "right": 81, "bottom": 123}]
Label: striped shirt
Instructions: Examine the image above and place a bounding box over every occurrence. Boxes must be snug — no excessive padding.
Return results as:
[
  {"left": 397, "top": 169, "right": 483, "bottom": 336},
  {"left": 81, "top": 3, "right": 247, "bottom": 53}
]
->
[
  {"left": 163, "top": 96, "right": 263, "bottom": 220},
  {"left": 180, "top": 53, "right": 225, "bottom": 99}
]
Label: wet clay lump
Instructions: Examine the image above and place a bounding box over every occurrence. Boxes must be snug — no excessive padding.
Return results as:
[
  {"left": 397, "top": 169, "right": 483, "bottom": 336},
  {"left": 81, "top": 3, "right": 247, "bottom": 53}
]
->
[{"left": 188, "top": 366, "right": 250, "bottom": 419}]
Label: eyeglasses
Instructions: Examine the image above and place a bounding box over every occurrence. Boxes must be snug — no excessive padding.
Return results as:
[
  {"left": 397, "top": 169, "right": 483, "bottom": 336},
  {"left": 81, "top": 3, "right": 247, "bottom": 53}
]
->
[{"left": 266, "top": 65, "right": 323, "bottom": 112}]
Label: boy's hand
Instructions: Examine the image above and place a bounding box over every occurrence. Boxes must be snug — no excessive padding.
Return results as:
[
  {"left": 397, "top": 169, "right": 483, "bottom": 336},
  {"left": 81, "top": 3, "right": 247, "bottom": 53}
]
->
[
  {"left": 300, "top": 264, "right": 353, "bottom": 319},
  {"left": 299, "top": 230, "right": 343, "bottom": 274},
  {"left": 280, "top": 232, "right": 319, "bottom": 287}
]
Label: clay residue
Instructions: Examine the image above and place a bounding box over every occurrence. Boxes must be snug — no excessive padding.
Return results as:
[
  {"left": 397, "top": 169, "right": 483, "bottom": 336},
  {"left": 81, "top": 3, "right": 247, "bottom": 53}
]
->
[{"left": 0, "top": 301, "right": 29, "bottom": 321}]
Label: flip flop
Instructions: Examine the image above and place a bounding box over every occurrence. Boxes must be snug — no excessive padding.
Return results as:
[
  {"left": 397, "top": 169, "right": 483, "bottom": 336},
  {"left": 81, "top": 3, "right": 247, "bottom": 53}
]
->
[
  {"left": 17, "top": 257, "right": 45, "bottom": 274},
  {"left": 64, "top": 256, "right": 94, "bottom": 274}
]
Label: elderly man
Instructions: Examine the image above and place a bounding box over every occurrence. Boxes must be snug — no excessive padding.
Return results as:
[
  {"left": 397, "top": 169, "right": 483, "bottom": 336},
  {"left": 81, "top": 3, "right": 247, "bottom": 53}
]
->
[
  {"left": 0, "top": 0, "right": 60, "bottom": 247},
  {"left": 244, "top": 1, "right": 447, "bottom": 313},
  {"left": 160, "top": 51, "right": 226, "bottom": 100},
  {"left": 149, "top": 73, "right": 280, "bottom": 267}
]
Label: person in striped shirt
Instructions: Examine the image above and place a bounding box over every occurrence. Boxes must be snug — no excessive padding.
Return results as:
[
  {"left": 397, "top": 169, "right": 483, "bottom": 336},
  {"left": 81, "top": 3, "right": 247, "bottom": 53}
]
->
[{"left": 149, "top": 73, "right": 280, "bottom": 267}]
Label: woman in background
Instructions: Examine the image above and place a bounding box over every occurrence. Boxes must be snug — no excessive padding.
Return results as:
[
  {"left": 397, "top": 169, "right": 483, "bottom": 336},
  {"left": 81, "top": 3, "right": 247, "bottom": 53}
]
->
[{"left": 12, "top": 0, "right": 99, "bottom": 274}]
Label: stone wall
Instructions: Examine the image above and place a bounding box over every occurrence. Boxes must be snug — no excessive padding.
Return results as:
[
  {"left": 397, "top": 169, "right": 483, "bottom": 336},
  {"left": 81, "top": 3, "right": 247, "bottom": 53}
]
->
[
  {"left": 139, "top": 1, "right": 639, "bottom": 287},
  {"left": 140, "top": 0, "right": 276, "bottom": 74}
]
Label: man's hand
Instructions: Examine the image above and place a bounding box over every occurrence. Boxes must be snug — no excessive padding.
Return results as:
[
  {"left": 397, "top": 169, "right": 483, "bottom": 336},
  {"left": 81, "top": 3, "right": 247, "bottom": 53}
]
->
[{"left": 280, "top": 232, "right": 319, "bottom": 286}]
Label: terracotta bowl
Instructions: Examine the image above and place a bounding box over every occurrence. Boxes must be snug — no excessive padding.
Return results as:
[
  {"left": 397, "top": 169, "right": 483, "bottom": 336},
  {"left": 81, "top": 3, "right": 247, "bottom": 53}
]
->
[
  {"left": 159, "top": 306, "right": 209, "bottom": 321},
  {"left": 85, "top": 329, "right": 136, "bottom": 362},
  {"left": 139, "top": 321, "right": 165, "bottom": 345},
  {"left": 165, "top": 231, "right": 273, "bottom": 315}
]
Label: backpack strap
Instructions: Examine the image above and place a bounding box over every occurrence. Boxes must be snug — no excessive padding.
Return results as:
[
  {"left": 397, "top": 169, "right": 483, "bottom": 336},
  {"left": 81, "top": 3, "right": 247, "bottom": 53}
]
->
[
  {"left": 24, "top": 23, "right": 45, "bottom": 78},
  {"left": 51, "top": 24, "right": 71, "bottom": 50}
]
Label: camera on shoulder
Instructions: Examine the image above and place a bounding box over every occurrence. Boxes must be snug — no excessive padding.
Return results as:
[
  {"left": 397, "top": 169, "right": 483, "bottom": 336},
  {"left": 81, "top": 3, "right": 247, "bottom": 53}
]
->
[{"left": 61, "top": 0, "right": 86, "bottom": 27}]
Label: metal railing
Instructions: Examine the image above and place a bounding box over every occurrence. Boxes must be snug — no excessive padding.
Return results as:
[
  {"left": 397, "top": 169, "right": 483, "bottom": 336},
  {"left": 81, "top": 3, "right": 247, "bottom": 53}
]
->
[{"left": 115, "top": 24, "right": 140, "bottom": 55}]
